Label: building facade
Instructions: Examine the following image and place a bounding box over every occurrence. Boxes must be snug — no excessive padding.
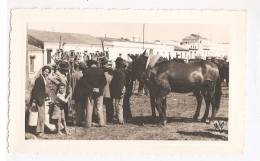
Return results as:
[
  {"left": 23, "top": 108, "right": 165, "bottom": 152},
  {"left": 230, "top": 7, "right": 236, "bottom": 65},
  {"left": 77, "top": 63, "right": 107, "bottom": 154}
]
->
[
  {"left": 27, "top": 30, "right": 229, "bottom": 79},
  {"left": 180, "top": 34, "right": 211, "bottom": 59}
]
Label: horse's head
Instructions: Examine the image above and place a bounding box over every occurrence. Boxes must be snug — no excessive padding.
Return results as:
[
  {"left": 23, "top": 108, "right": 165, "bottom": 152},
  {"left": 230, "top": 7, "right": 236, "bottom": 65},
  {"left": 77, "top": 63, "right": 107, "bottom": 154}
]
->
[
  {"left": 130, "top": 50, "right": 148, "bottom": 81},
  {"left": 127, "top": 54, "right": 138, "bottom": 62},
  {"left": 131, "top": 49, "right": 163, "bottom": 83}
]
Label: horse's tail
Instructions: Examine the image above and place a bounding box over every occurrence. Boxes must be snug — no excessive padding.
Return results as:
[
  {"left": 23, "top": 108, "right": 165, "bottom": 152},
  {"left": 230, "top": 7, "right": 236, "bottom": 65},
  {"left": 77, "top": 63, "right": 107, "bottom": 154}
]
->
[{"left": 214, "top": 76, "right": 222, "bottom": 113}]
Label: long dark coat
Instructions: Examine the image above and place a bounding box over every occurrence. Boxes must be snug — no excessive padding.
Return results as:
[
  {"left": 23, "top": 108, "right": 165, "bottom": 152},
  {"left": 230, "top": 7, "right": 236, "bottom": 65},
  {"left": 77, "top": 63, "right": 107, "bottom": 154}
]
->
[
  {"left": 72, "top": 77, "right": 86, "bottom": 103},
  {"left": 110, "top": 68, "right": 126, "bottom": 98},
  {"left": 81, "top": 67, "right": 107, "bottom": 97},
  {"left": 30, "top": 75, "right": 47, "bottom": 106}
]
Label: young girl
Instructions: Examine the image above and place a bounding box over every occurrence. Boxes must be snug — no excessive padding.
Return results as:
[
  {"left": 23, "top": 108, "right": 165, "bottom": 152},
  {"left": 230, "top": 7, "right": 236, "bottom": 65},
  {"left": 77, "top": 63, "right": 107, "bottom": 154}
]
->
[{"left": 52, "top": 83, "right": 71, "bottom": 135}]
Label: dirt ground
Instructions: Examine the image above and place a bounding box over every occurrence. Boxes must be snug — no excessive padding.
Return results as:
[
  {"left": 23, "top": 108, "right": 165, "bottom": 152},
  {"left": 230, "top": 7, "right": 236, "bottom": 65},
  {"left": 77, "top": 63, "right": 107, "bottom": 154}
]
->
[{"left": 26, "top": 84, "right": 228, "bottom": 141}]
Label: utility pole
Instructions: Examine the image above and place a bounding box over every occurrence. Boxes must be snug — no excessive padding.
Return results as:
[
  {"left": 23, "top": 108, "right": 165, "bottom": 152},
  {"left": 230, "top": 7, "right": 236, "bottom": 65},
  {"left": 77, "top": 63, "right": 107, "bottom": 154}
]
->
[
  {"left": 143, "top": 23, "right": 145, "bottom": 50},
  {"left": 59, "top": 35, "right": 62, "bottom": 50}
]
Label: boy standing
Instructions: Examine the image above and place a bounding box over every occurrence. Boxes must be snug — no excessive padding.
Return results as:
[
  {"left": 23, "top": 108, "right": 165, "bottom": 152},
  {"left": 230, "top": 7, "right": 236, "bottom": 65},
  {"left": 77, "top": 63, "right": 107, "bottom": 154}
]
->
[{"left": 52, "top": 83, "right": 71, "bottom": 135}]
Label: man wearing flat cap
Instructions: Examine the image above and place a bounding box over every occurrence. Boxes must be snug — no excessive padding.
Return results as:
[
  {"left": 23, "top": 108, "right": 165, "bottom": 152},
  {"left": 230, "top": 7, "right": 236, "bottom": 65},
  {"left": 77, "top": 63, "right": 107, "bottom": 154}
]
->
[{"left": 82, "top": 60, "right": 107, "bottom": 127}]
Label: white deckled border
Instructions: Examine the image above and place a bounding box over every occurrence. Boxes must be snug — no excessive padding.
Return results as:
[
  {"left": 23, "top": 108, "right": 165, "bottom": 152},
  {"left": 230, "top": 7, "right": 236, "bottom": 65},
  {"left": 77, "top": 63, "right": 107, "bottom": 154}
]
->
[{"left": 9, "top": 9, "right": 246, "bottom": 155}]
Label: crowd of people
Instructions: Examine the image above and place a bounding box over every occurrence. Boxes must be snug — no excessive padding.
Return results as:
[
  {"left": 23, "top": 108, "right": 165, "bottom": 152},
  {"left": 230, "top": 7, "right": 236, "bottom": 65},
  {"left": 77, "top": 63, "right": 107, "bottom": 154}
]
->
[{"left": 29, "top": 53, "right": 129, "bottom": 137}]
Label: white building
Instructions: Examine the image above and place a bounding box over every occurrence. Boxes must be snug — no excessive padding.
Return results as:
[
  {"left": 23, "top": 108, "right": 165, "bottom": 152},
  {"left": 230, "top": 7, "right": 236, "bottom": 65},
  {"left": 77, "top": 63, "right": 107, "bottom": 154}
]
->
[
  {"left": 27, "top": 29, "right": 112, "bottom": 78},
  {"left": 180, "top": 34, "right": 211, "bottom": 59},
  {"left": 27, "top": 30, "right": 229, "bottom": 79},
  {"left": 27, "top": 44, "right": 44, "bottom": 79},
  {"left": 101, "top": 37, "right": 176, "bottom": 61}
]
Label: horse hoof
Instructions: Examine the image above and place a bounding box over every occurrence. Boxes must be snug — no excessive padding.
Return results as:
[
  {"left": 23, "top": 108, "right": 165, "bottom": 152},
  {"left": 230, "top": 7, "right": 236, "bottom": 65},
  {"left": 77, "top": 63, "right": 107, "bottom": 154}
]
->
[
  {"left": 162, "top": 120, "right": 167, "bottom": 126},
  {"left": 201, "top": 117, "right": 207, "bottom": 122},
  {"left": 192, "top": 116, "right": 198, "bottom": 121}
]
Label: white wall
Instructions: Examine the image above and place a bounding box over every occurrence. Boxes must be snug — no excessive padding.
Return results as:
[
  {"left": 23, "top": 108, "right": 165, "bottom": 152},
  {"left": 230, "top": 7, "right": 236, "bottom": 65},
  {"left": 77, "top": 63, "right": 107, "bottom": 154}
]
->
[
  {"left": 105, "top": 41, "right": 175, "bottom": 61},
  {"left": 28, "top": 50, "right": 44, "bottom": 79},
  {"left": 41, "top": 41, "right": 181, "bottom": 64}
]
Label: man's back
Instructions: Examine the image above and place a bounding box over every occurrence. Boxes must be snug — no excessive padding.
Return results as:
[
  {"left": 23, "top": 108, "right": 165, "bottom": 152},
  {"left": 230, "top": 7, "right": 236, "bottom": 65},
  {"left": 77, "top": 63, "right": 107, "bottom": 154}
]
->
[
  {"left": 82, "top": 66, "right": 107, "bottom": 96},
  {"left": 110, "top": 68, "right": 126, "bottom": 98}
]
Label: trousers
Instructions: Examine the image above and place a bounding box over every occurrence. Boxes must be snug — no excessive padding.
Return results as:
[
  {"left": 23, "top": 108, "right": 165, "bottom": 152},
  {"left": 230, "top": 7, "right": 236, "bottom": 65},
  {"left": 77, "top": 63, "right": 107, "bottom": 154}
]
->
[
  {"left": 113, "top": 97, "right": 124, "bottom": 124},
  {"left": 36, "top": 104, "right": 45, "bottom": 133},
  {"left": 85, "top": 95, "right": 105, "bottom": 127}
]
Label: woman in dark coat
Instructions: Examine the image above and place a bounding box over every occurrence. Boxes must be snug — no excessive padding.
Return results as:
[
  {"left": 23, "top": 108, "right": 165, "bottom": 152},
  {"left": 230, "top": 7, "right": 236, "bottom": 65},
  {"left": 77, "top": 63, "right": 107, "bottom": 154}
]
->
[{"left": 30, "top": 66, "right": 51, "bottom": 136}]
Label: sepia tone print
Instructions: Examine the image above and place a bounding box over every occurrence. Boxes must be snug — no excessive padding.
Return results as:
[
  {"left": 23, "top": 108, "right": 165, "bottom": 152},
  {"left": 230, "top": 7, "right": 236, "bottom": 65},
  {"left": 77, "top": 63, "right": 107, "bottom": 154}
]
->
[{"left": 25, "top": 23, "right": 229, "bottom": 140}]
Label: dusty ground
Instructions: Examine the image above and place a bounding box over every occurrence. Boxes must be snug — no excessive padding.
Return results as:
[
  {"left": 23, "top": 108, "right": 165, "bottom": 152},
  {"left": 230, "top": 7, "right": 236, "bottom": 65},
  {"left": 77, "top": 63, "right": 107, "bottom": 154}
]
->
[{"left": 26, "top": 84, "right": 228, "bottom": 140}]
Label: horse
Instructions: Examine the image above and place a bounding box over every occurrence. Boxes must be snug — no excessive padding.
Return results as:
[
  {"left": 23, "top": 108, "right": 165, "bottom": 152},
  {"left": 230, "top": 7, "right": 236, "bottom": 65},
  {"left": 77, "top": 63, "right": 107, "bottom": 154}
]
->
[
  {"left": 207, "top": 58, "right": 229, "bottom": 87},
  {"left": 130, "top": 51, "right": 222, "bottom": 125},
  {"left": 171, "top": 58, "right": 186, "bottom": 63}
]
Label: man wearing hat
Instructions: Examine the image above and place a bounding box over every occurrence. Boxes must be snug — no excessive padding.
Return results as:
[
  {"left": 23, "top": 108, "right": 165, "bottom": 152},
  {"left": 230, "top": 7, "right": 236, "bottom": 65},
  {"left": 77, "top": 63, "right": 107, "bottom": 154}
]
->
[
  {"left": 110, "top": 57, "right": 126, "bottom": 124},
  {"left": 71, "top": 62, "right": 86, "bottom": 126},
  {"left": 30, "top": 65, "right": 52, "bottom": 137},
  {"left": 102, "top": 61, "right": 114, "bottom": 123},
  {"left": 82, "top": 60, "right": 107, "bottom": 127}
]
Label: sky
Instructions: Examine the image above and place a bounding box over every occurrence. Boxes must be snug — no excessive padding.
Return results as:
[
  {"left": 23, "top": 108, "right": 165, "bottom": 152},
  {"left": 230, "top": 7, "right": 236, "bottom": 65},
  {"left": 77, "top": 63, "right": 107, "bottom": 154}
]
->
[{"left": 28, "top": 23, "right": 231, "bottom": 43}]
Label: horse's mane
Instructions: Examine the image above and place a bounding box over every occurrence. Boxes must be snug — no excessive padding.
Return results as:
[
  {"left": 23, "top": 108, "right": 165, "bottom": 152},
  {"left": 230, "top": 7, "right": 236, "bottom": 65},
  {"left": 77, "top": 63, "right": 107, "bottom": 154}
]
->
[{"left": 154, "top": 58, "right": 169, "bottom": 67}]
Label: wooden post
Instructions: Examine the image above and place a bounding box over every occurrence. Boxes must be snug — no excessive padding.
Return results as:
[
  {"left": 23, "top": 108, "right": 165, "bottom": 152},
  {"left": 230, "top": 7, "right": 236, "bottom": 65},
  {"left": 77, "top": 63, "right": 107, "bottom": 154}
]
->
[{"left": 143, "top": 24, "right": 145, "bottom": 50}]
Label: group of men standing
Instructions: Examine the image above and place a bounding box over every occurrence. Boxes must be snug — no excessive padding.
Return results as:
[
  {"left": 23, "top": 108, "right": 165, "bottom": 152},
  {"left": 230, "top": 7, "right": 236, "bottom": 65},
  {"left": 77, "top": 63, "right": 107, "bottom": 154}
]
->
[
  {"left": 77, "top": 57, "right": 127, "bottom": 127},
  {"left": 29, "top": 56, "right": 128, "bottom": 136}
]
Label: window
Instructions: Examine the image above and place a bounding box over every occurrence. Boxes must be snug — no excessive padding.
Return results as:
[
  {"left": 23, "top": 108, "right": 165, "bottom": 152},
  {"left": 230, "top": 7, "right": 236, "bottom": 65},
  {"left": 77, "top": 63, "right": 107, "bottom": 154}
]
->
[
  {"left": 30, "top": 56, "right": 35, "bottom": 72},
  {"left": 46, "top": 49, "right": 53, "bottom": 64}
]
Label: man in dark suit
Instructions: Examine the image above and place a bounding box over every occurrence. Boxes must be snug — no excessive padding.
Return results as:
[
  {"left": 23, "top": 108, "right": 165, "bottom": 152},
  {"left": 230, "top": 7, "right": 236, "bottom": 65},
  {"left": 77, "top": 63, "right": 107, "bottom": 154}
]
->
[
  {"left": 30, "top": 65, "right": 51, "bottom": 136},
  {"left": 82, "top": 60, "right": 107, "bottom": 127}
]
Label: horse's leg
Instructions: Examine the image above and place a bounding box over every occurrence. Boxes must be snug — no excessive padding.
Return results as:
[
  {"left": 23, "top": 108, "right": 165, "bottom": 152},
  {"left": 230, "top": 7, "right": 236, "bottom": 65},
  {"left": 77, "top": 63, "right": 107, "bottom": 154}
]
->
[
  {"left": 150, "top": 93, "right": 156, "bottom": 117},
  {"left": 201, "top": 93, "right": 211, "bottom": 123},
  {"left": 138, "top": 81, "right": 144, "bottom": 95},
  {"left": 226, "top": 77, "right": 229, "bottom": 87},
  {"left": 210, "top": 83, "right": 217, "bottom": 122},
  {"left": 155, "top": 96, "right": 163, "bottom": 124},
  {"left": 210, "top": 97, "right": 217, "bottom": 122},
  {"left": 162, "top": 97, "right": 167, "bottom": 125},
  {"left": 192, "top": 90, "right": 203, "bottom": 121},
  {"left": 201, "top": 82, "right": 214, "bottom": 123},
  {"left": 123, "top": 79, "right": 133, "bottom": 121}
]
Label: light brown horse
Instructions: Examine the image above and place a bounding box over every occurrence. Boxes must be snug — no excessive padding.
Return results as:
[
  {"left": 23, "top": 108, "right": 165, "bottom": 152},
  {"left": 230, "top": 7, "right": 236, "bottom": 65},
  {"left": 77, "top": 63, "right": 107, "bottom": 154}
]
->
[{"left": 131, "top": 51, "right": 222, "bottom": 125}]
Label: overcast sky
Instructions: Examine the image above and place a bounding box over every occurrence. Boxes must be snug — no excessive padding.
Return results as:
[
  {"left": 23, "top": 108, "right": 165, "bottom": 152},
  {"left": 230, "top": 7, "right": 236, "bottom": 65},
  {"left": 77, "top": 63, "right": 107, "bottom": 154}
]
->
[{"left": 28, "top": 23, "right": 230, "bottom": 43}]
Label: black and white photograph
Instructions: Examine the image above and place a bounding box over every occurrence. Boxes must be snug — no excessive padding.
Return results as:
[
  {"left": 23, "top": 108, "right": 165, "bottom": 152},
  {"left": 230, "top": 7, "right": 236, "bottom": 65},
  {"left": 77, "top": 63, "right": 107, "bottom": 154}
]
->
[
  {"left": 8, "top": 9, "right": 246, "bottom": 155},
  {"left": 24, "top": 22, "right": 230, "bottom": 140}
]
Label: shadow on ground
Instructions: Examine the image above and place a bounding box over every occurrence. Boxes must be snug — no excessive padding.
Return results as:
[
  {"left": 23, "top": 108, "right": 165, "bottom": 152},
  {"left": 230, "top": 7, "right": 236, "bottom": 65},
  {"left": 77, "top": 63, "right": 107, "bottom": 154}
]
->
[
  {"left": 129, "top": 116, "right": 228, "bottom": 125},
  {"left": 177, "top": 131, "right": 228, "bottom": 140},
  {"left": 206, "top": 128, "right": 228, "bottom": 134}
]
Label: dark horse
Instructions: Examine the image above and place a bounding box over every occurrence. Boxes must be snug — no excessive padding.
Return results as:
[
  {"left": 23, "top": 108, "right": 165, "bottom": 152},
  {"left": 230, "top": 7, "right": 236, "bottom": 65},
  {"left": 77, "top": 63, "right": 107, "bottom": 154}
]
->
[{"left": 130, "top": 51, "right": 222, "bottom": 125}]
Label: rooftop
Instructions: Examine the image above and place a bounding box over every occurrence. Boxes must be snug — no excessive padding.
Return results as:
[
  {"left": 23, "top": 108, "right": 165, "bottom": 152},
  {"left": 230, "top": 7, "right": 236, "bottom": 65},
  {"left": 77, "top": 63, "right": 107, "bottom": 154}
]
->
[
  {"left": 182, "top": 34, "right": 207, "bottom": 41},
  {"left": 27, "top": 44, "right": 43, "bottom": 51},
  {"left": 174, "top": 46, "right": 188, "bottom": 51},
  {"left": 28, "top": 29, "right": 111, "bottom": 46}
]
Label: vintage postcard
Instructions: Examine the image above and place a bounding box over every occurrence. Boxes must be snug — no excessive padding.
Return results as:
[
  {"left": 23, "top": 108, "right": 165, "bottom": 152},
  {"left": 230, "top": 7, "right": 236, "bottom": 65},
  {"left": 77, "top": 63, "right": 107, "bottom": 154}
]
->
[{"left": 9, "top": 9, "right": 246, "bottom": 155}]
